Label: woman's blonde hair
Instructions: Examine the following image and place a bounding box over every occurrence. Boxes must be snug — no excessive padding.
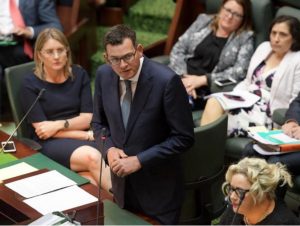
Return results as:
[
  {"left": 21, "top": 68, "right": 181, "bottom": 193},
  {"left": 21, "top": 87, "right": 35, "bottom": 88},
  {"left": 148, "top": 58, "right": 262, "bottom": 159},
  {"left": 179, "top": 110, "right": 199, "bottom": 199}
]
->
[
  {"left": 222, "top": 157, "right": 292, "bottom": 204},
  {"left": 34, "top": 28, "right": 72, "bottom": 80},
  {"left": 211, "top": 0, "right": 253, "bottom": 35}
]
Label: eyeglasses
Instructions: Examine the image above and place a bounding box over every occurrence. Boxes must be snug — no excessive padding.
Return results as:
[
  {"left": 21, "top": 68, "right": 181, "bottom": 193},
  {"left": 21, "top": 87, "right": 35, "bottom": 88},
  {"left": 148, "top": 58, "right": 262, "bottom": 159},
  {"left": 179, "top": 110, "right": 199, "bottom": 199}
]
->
[
  {"left": 224, "top": 184, "right": 249, "bottom": 200},
  {"left": 41, "top": 48, "right": 67, "bottom": 58},
  {"left": 107, "top": 50, "right": 136, "bottom": 65},
  {"left": 223, "top": 6, "right": 244, "bottom": 20}
]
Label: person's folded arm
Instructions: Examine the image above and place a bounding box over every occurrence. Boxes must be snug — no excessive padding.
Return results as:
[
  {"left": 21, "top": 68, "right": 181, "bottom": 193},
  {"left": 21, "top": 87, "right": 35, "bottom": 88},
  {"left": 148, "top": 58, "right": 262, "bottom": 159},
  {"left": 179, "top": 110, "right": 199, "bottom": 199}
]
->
[
  {"left": 53, "top": 130, "right": 92, "bottom": 140},
  {"left": 63, "top": 113, "right": 93, "bottom": 131}
]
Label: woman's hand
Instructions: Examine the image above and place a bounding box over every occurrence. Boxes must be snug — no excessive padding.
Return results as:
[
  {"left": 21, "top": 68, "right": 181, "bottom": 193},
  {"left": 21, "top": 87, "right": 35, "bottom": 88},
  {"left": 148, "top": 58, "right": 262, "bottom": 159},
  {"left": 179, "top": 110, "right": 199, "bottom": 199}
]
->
[
  {"left": 181, "top": 75, "right": 207, "bottom": 96},
  {"left": 33, "top": 120, "right": 64, "bottom": 140},
  {"left": 282, "top": 121, "right": 299, "bottom": 138},
  {"left": 291, "top": 126, "right": 300, "bottom": 140}
]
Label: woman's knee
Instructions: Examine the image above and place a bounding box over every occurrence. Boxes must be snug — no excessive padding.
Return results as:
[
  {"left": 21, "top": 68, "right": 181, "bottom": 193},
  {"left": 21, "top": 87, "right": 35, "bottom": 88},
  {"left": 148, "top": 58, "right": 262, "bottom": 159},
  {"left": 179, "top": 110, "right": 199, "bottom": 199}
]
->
[{"left": 70, "top": 146, "right": 101, "bottom": 169}]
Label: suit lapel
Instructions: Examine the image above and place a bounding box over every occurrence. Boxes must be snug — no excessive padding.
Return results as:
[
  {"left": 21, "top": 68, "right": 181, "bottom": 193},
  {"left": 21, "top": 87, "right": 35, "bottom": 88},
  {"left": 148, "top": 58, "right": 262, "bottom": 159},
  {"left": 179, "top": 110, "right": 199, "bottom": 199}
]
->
[
  {"left": 109, "top": 72, "right": 125, "bottom": 133},
  {"left": 125, "top": 60, "right": 153, "bottom": 140}
]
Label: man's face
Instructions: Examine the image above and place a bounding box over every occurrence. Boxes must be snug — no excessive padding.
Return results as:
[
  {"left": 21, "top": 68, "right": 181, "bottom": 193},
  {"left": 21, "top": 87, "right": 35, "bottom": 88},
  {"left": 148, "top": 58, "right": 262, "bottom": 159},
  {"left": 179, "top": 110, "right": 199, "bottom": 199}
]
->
[{"left": 104, "top": 38, "right": 143, "bottom": 80}]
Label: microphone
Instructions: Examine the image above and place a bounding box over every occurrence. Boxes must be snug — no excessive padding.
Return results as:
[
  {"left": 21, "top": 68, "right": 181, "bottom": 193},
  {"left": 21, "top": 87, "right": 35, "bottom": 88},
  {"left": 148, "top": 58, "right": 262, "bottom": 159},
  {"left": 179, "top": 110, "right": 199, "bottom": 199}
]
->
[
  {"left": 96, "top": 127, "right": 107, "bottom": 225},
  {"left": 224, "top": 196, "right": 230, "bottom": 205},
  {"left": 1, "top": 88, "right": 46, "bottom": 152}
]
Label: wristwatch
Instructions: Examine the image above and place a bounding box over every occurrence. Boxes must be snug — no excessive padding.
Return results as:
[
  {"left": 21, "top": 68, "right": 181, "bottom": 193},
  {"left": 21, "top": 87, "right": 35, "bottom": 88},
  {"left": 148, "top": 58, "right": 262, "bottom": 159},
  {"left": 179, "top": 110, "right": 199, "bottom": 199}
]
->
[{"left": 64, "top": 120, "right": 69, "bottom": 129}]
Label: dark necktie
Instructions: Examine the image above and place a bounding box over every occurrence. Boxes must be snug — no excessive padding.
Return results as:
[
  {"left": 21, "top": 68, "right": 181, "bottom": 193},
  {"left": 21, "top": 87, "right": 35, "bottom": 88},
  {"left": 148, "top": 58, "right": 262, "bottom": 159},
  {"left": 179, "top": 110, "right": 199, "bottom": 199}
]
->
[{"left": 121, "top": 80, "right": 132, "bottom": 128}]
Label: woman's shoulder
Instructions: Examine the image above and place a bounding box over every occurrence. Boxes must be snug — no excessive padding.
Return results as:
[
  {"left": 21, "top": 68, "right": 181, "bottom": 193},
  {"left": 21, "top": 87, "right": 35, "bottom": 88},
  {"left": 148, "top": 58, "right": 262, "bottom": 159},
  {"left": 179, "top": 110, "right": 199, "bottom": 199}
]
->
[
  {"left": 233, "top": 29, "right": 254, "bottom": 43},
  {"left": 253, "top": 41, "right": 271, "bottom": 54},
  {"left": 71, "top": 64, "right": 90, "bottom": 80},
  {"left": 23, "top": 72, "right": 40, "bottom": 84},
  {"left": 71, "top": 64, "right": 88, "bottom": 75},
  {"left": 194, "top": 13, "right": 214, "bottom": 25},
  {"left": 266, "top": 200, "right": 300, "bottom": 224}
]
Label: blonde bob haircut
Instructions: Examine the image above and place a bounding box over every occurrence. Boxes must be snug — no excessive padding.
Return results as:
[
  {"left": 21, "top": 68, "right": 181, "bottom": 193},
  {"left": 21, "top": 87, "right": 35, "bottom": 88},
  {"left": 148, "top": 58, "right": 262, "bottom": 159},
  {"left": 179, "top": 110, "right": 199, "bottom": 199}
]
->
[
  {"left": 222, "top": 157, "right": 292, "bottom": 204},
  {"left": 211, "top": 0, "right": 253, "bottom": 35},
  {"left": 34, "top": 28, "right": 73, "bottom": 80}
]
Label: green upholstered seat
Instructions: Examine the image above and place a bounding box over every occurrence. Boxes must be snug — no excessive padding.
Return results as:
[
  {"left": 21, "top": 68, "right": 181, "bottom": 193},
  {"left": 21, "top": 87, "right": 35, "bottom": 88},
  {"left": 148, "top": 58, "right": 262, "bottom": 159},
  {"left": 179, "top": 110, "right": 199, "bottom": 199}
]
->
[
  {"left": 4, "top": 62, "right": 41, "bottom": 151},
  {"left": 103, "top": 200, "right": 150, "bottom": 225},
  {"left": 180, "top": 114, "right": 228, "bottom": 224}
]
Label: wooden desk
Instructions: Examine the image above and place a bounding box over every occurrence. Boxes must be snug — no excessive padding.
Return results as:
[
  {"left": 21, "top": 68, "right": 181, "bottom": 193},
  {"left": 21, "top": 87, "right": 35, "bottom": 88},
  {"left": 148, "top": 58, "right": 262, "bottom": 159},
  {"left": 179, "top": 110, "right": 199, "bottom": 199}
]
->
[
  {"left": 0, "top": 131, "right": 37, "bottom": 159},
  {"left": 0, "top": 131, "right": 104, "bottom": 225},
  {"left": 0, "top": 131, "right": 156, "bottom": 225}
]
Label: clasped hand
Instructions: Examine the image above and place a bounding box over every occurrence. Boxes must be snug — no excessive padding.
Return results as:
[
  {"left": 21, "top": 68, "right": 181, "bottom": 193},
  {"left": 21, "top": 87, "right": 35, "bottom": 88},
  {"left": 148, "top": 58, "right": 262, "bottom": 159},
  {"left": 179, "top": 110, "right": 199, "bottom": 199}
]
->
[
  {"left": 12, "top": 26, "right": 32, "bottom": 39},
  {"left": 107, "top": 147, "right": 141, "bottom": 177},
  {"left": 34, "top": 121, "right": 61, "bottom": 140},
  {"left": 282, "top": 121, "right": 300, "bottom": 139}
]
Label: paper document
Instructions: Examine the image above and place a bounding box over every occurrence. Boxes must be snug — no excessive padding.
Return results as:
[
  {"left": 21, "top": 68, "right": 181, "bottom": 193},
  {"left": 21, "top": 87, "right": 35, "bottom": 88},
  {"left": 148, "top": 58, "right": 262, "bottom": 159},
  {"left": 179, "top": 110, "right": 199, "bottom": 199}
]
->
[
  {"left": 206, "top": 90, "right": 260, "bottom": 110},
  {"left": 5, "top": 170, "right": 76, "bottom": 198},
  {"left": 0, "top": 162, "right": 37, "bottom": 181},
  {"left": 24, "top": 185, "right": 98, "bottom": 215},
  {"left": 252, "top": 130, "right": 300, "bottom": 145},
  {"left": 269, "top": 133, "right": 299, "bottom": 143},
  {"left": 253, "top": 144, "right": 283, "bottom": 155},
  {"left": 250, "top": 130, "right": 300, "bottom": 154}
]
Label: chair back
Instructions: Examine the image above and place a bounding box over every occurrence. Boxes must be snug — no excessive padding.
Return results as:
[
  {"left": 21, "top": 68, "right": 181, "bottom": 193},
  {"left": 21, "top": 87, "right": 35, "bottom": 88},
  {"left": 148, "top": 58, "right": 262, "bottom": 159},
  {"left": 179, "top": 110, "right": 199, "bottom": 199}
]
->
[
  {"left": 180, "top": 114, "right": 228, "bottom": 224},
  {"left": 4, "top": 61, "right": 35, "bottom": 139}
]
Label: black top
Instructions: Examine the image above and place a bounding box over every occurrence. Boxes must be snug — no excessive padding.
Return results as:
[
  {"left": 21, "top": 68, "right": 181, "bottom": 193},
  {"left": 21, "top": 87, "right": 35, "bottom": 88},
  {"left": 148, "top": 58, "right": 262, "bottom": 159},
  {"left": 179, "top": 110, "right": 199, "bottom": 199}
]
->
[
  {"left": 21, "top": 65, "right": 93, "bottom": 124},
  {"left": 187, "top": 32, "right": 227, "bottom": 75},
  {"left": 220, "top": 199, "right": 300, "bottom": 225}
]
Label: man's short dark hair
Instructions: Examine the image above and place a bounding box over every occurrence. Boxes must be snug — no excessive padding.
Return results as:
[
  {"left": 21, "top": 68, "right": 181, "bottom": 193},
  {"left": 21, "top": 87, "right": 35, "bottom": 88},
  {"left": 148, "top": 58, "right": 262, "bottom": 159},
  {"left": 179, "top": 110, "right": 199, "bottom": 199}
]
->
[{"left": 103, "top": 24, "right": 137, "bottom": 50}]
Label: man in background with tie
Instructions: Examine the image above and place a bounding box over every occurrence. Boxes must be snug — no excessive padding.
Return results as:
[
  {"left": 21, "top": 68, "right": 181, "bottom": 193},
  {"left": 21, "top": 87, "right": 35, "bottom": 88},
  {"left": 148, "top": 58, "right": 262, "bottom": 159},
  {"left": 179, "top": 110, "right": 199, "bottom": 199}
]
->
[
  {"left": 0, "top": 0, "right": 62, "bottom": 119},
  {"left": 92, "top": 24, "right": 194, "bottom": 225}
]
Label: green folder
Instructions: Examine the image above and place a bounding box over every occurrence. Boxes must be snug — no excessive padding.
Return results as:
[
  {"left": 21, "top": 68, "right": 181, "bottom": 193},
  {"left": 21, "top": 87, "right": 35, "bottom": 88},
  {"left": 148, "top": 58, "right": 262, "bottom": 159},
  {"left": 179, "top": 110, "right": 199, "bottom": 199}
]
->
[
  {"left": 103, "top": 200, "right": 150, "bottom": 225},
  {"left": 0, "top": 153, "right": 89, "bottom": 185}
]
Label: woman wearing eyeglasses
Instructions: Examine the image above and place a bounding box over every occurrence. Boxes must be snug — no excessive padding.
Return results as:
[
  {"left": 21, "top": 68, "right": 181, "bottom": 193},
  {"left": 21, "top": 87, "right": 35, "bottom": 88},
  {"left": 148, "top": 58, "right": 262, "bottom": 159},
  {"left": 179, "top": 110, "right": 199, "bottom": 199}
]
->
[
  {"left": 220, "top": 157, "right": 300, "bottom": 225},
  {"left": 20, "top": 28, "right": 111, "bottom": 192},
  {"left": 201, "top": 15, "right": 300, "bottom": 138},
  {"left": 169, "top": 0, "right": 253, "bottom": 110}
]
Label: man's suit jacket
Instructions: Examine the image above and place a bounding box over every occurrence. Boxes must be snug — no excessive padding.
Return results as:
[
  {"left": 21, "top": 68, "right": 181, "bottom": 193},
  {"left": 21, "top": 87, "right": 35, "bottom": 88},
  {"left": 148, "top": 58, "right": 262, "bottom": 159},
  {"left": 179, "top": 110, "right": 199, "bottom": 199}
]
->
[
  {"left": 19, "top": 0, "right": 63, "bottom": 40},
  {"left": 286, "top": 92, "right": 300, "bottom": 123},
  {"left": 92, "top": 57, "right": 195, "bottom": 216}
]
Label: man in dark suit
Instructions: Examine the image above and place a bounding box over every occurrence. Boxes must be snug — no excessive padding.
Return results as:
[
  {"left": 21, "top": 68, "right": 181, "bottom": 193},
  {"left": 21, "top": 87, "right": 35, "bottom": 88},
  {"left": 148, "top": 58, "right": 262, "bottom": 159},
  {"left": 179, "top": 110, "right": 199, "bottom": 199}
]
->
[
  {"left": 92, "top": 24, "right": 195, "bottom": 225},
  {"left": 0, "top": 0, "right": 62, "bottom": 118}
]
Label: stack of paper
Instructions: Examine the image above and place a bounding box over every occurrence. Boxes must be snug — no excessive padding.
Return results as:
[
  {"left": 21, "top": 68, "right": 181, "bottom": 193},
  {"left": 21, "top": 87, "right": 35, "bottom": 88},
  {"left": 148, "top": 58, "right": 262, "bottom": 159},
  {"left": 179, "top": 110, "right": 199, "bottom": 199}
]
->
[
  {"left": 0, "top": 162, "right": 37, "bottom": 181},
  {"left": 5, "top": 170, "right": 97, "bottom": 215},
  {"left": 206, "top": 90, "right": 260, "bottom": 110},
  {"left": 250, "top": 130, "right": 300, "bottom": 154}
]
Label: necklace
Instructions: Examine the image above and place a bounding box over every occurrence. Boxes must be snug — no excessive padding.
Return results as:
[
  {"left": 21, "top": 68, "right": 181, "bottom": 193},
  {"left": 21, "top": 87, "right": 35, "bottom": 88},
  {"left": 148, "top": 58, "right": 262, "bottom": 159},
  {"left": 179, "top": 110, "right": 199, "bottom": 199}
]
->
[{"left": 243, "top": 199, "right": 274, "bottom": 225}]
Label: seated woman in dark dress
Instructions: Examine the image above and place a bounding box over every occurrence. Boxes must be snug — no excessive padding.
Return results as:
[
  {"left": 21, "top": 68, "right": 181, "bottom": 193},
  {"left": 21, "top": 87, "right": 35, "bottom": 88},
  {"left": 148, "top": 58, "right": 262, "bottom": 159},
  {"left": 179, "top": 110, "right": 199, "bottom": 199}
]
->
[
  {"left": 20, "top": 28, "right": 111, "bottom": 192},
  {"left": 220, "top": 157, "right": 300, "bottom": 225}
]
